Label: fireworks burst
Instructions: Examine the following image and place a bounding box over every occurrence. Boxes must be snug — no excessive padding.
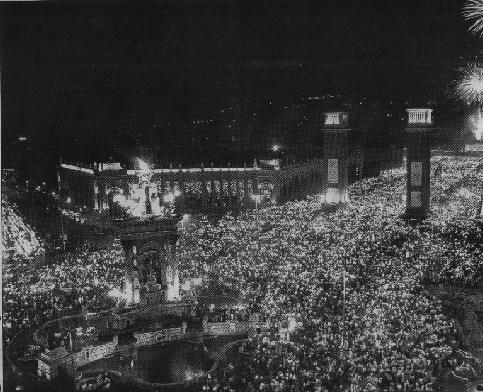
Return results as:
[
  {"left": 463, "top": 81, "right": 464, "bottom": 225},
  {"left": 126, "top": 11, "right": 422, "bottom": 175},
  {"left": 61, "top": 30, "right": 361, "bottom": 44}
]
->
[
  {"left": 455, "top": 63, "right": 483, "bottom": 104},
  {"left": 463, "top": 0, "right": 483, "bottom": 35},
  {"left": 456, "top": 63, "right": 483, "bottom": 141}
]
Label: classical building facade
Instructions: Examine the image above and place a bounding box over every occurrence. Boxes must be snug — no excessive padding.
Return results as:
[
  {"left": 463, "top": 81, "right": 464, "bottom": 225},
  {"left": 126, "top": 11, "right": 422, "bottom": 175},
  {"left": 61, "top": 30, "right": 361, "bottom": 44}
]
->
[{"left": 58, "top": 112, "right": 404, "bottom": 216}]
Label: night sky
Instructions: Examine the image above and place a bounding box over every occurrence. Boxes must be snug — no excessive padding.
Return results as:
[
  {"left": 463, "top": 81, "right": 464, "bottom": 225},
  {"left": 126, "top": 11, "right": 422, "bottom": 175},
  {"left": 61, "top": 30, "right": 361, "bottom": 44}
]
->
[{"left": 0, "top": 0, "right": 478, "bottom": 174}]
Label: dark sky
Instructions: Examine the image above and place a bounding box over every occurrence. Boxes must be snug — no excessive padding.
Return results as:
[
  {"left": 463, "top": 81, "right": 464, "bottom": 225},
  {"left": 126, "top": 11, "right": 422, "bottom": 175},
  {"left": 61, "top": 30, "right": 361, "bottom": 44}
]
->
[{"left": 0, "top": 0, "right": 477, "bottom": 153}]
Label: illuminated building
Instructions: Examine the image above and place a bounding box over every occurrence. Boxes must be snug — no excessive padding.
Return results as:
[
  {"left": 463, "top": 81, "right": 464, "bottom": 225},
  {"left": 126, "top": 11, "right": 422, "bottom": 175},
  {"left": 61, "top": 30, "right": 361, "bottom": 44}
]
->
[{"left": 58, "top": 160, "right": 327, "bottom": 214}]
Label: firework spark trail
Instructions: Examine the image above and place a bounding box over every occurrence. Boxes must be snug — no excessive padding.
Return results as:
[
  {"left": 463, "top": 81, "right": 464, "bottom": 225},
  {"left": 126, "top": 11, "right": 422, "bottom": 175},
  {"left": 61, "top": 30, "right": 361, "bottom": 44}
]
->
[
  {"left": 463, "top": 0, "right": 483, "bottom": 35},
  {"left": 455, "top": 63, "right": 483, "bottom": 104}
]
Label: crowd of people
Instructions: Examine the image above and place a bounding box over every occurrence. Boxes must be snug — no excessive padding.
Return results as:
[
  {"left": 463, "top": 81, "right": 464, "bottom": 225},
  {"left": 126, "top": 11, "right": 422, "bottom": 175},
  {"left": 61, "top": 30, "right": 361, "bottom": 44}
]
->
[
  {"left": 2, "top": 154, "right": 483, "bottom": 391},
  {"left": 2, "top": 221, "right": 124, "bottom": 343},
  {"left": 178, "top": 155, "right": 483, "bottom": 391}
]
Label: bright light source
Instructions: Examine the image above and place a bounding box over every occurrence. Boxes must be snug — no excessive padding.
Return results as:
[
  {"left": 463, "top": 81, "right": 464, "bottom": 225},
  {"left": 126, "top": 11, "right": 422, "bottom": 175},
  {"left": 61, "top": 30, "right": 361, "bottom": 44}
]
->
[
  {"left": 272, "top": 144, "right": 282, "bottom": 152},
  {"left": 108, "top": 288, "right": 122, "bottom": 298},
  {"left": 66, "top": 197, "right": 72, "bottom": 204},
  {"left": 288, "top": 315, "right": 298, "bottom": 332},
  {"left": 326, "top": 188, "right": 341, "bottom": 204},
  {"left": 18, "top": 136, "right": 27, "bottom": 142},
  {"left": 174, "top": 189, "right": 181, "bottom": 197},
  {"left": 113, "top": 194, "right": 126, "bottom": 206},
  {"left": 474, "top": 111, "right": 483, "bottom": 141},
  {"left": 163, "top": 193, "right": 175, "bottom": 203},
  {"left": 137, "top": 158, "right": 150, "bottom": 172}
]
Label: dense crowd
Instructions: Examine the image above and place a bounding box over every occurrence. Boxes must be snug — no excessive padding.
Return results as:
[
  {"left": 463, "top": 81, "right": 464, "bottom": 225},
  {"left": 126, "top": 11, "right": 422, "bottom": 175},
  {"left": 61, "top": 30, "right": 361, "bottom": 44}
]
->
[
  {"left": 2, "top": 155, "right": 482, "bottom": 391},
  {"left": 178, "top": 155, "right": 483, "bottom": 392},
  {"left": 3, "top": 235, "right": 124, "bottom": 342}
]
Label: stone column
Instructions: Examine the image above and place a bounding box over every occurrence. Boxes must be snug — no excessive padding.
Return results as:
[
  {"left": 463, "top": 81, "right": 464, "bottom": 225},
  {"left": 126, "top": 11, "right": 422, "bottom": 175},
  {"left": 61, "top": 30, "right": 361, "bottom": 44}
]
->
[
  {"left": 272, "top": 172, "right": 282, "bottom": 204},
  {"left": 227, "top": 163, "right": 233, "bottom": 208},
  {"left": 201, "top": 164, "right": 208, "bottom": 210},
  {"left": 93, "top": 180, "right": 99, "bottom": 210},
  {"left": 235, "top": 176, "right": 241, "bottom": 208},
  {"left": 166, "top": 239, "right": 180, "bottom": 301},
  {"left": 243, "top": 164, "right": 249, "bottom": 204},
  {"left": 158, "top": 177, "right": 165, "bottom": 201},
  {"left": 405, "top": 109, "right": 433, "bottom": 220},
  {"left": 103, "top": 185, "right": 109, "bottom": 210},
  {"left": 252, "top": 176, "right": 259, "bottom": 199},
  {"left": 323, "top": 111, "right": 350, "bottom": 204},
  {"left": 210, "top": 164, "right": 216, "bottom": 210},
  {"left": 219, "top": 168, "right": 224, "bottom": 208},
  {"left": 179, "top": 165, "right": 186, "bottom": 198},
  {"left": 121, "top": 242, "right": 139, "bottom": 305}
]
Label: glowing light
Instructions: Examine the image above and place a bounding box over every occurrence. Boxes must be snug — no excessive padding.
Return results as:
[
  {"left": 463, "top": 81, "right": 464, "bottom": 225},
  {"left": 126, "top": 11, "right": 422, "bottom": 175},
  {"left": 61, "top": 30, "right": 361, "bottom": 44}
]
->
[
  {"left": 108, "top": 288, "right": 123, "bottom": 298},
  {"left": 18, "top": 136, "right": 27, "bottom": 142},
  {"left": 174, "top": 189, "right": 181, "bottom": 197},
  {"left": 66, "top": 197, "right": 72, "bottom": 204},
  {"left": 137, "top": 158, "right": 150, "bottom": 172},
  {"left": 326, "top": 188, "right": 340, "bottom": 204},
  {"left": 112, "top": 193, "right": 126, "bottom": 205},
  {"left": 288, "top": 315, "right": 297, "bottom": 332},
  {"left": 163, "top": 193, "right": 175, "bottom": 203},
  {"left": 472, "top": 111, "right": 483, "bottom": 140},
  {"left": 251, "top": 194, "right": 261, "bottom": 203},
  {"left": 272, "top": 144, "right": 282, "bottom": 152},
  {"left": 184, "top": 369, "right": 204, "bottom": 381},
  {"left": 463, "top": 0, "right": 483, "bottom": 36}
]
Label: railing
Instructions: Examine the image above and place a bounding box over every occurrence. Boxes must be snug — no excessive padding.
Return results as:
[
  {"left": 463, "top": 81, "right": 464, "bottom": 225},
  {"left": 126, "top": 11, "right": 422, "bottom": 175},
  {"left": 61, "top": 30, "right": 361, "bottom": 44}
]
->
[
  {"left": 134, "top": 327, "right": 184, "bottom": 347},
  {"left": 206, "top": 321, "right": 269, "bottom": 335}
]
